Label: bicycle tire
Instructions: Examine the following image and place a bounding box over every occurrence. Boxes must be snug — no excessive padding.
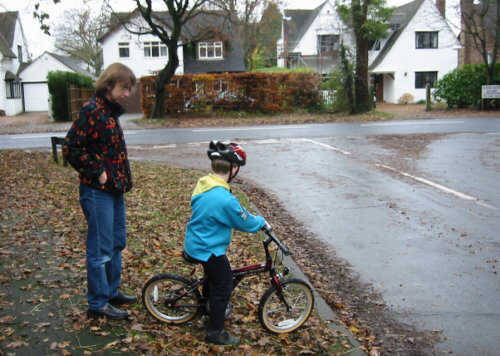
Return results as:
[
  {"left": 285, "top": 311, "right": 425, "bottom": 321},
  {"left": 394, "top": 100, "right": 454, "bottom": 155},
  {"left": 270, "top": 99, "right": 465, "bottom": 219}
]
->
[
  {"left": 258, "top": 278, "right": 314, "bottom": 333},
  {"left": 142, "top": 273, "right": 202, "bottom": 324}
]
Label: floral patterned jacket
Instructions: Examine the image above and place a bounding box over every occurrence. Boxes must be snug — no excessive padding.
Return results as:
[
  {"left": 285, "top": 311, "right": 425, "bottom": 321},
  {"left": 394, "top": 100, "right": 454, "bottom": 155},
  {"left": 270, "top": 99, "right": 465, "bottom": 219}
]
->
[{"left": 63, "top": 94, "right": 132, "bottom": 194}]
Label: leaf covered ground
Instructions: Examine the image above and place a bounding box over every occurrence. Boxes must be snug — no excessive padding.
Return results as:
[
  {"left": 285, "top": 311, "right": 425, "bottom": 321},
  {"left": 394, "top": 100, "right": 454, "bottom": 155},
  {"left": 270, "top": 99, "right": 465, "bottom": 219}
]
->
[{"left": 0, "top": 151, "right": 352, "bottom": 355}]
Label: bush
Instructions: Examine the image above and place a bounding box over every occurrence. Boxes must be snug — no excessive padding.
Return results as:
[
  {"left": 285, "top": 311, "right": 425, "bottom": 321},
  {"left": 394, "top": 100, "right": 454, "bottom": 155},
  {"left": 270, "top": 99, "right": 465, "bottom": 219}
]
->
[
  {"left": 322, "top": 68, "right": 353, "bottom": 112},
  {"left": 47, "top": 71, "right": 93, "bottom": 122},
  {"left": 433, "top": 63, "right": 500, "bottom": 109},
  {"left": 398, "top": 93, "right": 414, "bottom": 104}
]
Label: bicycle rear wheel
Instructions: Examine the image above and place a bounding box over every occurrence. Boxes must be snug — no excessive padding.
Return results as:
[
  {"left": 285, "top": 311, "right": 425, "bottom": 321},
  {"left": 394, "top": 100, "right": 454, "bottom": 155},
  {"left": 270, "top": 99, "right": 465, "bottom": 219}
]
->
[
  {"left": 258, "top": 278, "right": 314, "bottom": 333},
  {"left": 142, "top": 273, "right": 202, "bottom": 324}
]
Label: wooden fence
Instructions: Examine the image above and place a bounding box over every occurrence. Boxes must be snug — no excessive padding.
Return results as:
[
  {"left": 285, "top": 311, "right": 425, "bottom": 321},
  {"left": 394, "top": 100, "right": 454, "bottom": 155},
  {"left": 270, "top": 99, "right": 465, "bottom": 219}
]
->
[{"left": 69, "top": 86, "right": 94, "bottom": 121}]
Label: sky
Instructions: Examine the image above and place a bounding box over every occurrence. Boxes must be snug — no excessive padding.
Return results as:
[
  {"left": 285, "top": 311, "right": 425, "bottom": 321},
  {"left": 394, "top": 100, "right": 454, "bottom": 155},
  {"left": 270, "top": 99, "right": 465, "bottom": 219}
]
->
[{"left": 0, "top": 0, "right": 460, "bottom": 59}]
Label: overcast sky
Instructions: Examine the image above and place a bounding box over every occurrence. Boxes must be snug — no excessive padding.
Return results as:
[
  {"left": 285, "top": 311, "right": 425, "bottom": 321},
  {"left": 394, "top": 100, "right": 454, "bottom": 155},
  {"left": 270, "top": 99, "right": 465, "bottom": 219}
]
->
[{"left": 0, "top": 0, "right": 459, "bottom": 58}]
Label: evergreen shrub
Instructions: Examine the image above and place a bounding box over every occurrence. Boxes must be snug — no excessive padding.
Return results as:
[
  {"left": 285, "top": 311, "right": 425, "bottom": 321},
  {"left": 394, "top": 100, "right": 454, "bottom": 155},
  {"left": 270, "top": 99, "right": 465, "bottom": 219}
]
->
[
  {"left": 433, "top": 63, "right": 500, "bottom": 109},
  {"left": 47, "top": 71, "right": 93, "bottom": 122}
]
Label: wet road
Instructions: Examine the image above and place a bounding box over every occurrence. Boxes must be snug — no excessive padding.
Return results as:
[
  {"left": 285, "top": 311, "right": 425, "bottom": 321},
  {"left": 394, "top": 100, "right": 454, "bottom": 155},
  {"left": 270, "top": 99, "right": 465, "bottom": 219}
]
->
[{"left": 2, "top": 118, "right": 500, "bottom": 354}]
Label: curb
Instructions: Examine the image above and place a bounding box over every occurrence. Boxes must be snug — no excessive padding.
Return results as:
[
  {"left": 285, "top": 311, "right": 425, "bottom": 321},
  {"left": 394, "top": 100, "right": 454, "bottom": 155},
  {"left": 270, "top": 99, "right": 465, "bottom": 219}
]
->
[{"left": 282, "top": 254, "right": 367, "bottom": 356}]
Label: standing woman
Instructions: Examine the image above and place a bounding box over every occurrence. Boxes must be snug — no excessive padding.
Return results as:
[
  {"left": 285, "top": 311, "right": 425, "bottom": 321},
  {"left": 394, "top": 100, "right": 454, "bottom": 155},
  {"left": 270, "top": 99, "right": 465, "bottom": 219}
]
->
[{"left": 63, "top": 63, "right": 137, "bottom": 319}]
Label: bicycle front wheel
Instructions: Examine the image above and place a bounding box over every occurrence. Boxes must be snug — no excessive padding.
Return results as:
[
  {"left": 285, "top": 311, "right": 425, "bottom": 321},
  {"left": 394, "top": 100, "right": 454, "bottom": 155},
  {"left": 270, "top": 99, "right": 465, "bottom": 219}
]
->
[
  {"left": 142, "top": 273, "right": 202, "bottom": 324},
  {"left": 258, "top": 278, "right": 314, "bottom": 333}
]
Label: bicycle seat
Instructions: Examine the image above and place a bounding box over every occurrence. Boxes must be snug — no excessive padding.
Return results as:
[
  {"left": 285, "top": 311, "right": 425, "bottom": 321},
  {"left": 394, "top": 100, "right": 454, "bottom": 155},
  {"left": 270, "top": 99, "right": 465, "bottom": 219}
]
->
[{"left": 182, "top": 251, "right": 203, "bottom": 264}]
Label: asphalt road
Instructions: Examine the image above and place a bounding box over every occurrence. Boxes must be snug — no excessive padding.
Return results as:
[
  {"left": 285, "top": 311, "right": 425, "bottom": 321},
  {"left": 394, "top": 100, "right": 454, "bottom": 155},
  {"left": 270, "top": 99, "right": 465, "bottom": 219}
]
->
[{"left": 2, "top": 117, "right": 500, "bottom": 355}]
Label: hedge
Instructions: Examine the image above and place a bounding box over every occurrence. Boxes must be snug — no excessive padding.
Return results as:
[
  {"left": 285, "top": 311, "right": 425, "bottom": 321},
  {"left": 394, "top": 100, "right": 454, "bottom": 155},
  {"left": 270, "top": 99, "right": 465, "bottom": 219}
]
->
[
  {"left": 433, "top": 63, "right": 500, "bottom": 109},
  {"left": 140, "top": 72, "right": 322, "bottom": 117},
  {"left": 47, "top": 71, "right": 93, "bottom": 122}
]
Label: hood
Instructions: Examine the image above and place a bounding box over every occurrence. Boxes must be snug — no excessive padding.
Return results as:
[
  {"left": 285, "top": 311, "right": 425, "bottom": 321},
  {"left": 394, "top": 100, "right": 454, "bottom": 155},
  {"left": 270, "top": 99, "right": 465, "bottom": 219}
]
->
[{"left": 192, "top": 174, "right": 229, "bottom": 197}]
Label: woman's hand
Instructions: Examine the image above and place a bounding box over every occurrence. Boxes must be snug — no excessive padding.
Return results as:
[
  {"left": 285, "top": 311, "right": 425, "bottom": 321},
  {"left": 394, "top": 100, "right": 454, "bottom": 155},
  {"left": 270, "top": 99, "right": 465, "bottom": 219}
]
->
[{"left": 99, "top": 171, "right": 107, "bottom": 185}]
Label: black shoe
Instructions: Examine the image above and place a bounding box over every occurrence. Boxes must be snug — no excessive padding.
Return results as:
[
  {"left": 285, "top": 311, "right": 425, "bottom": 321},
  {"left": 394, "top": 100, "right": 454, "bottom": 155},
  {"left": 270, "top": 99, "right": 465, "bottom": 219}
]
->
[
  {"left": 87, "top": 303, "right": 129, "bottom": 320},
  {"left": 205, "top": 329, "right": 240, "bottom": 346},
  {"left": 109, "top": 291, "right": 137, "bottom": 306}
]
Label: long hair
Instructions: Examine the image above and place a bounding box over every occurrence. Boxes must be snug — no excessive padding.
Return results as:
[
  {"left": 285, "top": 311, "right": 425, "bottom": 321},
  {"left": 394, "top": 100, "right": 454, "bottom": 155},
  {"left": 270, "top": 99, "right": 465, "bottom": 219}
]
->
[{"left": 95, "top": 63, "right": 137, "bottom": 97}]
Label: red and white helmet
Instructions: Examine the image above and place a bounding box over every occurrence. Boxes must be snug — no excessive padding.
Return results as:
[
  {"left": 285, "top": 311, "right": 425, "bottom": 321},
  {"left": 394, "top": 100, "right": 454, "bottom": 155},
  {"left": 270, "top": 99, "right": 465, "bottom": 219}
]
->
[{"left": 207, "top": 141, "right": 247, "bottom": 166}]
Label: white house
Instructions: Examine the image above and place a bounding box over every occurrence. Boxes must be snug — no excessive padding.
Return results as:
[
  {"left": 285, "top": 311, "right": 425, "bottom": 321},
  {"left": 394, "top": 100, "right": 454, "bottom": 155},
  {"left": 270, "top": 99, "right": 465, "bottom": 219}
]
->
[
  {"left": 369, "top": 0, "right": 460, "bottom": 103},
  {"left": 18, "top": 51, "right": 94, "bottom": 112},
  {"left": 278, "top": 0, "right": 460, "bottom": 103},
  {"left": 99, "top": 10, "right": 246, "bottom": 79},
  {"left": 277, "top": 0, "right": 354, "bottom": 74},
  {"left": 0, "top": 11, "right": 30, "bottom": 116}
]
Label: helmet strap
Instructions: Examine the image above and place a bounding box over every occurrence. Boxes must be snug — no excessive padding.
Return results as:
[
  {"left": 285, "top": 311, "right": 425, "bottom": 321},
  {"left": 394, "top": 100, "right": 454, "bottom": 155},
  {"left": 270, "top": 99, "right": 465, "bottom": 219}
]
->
[{"left": 227, "top": 164, "right": 240, "bottom": 183}]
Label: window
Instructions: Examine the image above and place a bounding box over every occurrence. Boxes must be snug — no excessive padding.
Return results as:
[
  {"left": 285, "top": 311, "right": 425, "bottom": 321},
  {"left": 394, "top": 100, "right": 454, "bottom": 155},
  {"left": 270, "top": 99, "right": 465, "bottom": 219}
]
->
[
  {"left": 17, "top": 45, "right": 23, "bottom": 63},
  {"left": 317, "top": 35, "right": 339, "bottom": 55},
  {"left": 118, "top": 42, "right": 130, "bottom": 58},
  {"left": 198, "top": 41, "right": 223, "bottom": 59},
  {"left": 144, "top": 41, "right": 167, "bottom": 58},
  {"left": 416, "top": 31, "right": 438, "bottom": 49},
  {"left": 5, "top": 80, "right": 21, "bottom": 99},
  {"left": 415, "top": 71, "right": 438, "bottom": 89}
]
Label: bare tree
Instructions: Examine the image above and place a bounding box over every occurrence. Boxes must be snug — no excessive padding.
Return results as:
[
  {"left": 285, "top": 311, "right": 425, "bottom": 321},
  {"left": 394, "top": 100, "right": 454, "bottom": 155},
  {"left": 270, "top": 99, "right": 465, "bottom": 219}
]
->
[
  {"left": 105, "top": 0, "right": 213, "bottom": 118},
  {"left": 208, "top": 0, "right": 268, "bottom": 67},
  {"left": 54, "top": 8, "right": 110, "bottom": 77},
  {"left": 460, "top": 0, "right": 499, "bottom": 84}
]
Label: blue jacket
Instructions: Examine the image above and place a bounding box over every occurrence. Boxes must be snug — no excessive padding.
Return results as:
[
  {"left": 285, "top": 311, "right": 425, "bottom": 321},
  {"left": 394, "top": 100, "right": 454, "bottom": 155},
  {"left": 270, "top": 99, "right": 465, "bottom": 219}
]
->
[{"left": 184, "top": 174, "right": 265, "bottom": 262}]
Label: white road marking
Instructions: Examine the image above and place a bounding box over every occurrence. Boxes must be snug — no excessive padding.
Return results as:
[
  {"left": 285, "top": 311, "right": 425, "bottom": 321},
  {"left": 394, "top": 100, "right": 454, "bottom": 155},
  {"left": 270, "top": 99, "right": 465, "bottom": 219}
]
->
[
  {"left": 376, "top": 164, "right": 498, "bottom": 210},
  {"left": 361, "top": 120, "right": 464, "bottom": 127},
  {"left": 254, "top": 139, "right": 280, "bottom": 144},
  {"left": 192, "top": 125, "right": 309, "bottom": 132},
  {"left": 301, "top": 138, "right": 351, "bottom": 155}
]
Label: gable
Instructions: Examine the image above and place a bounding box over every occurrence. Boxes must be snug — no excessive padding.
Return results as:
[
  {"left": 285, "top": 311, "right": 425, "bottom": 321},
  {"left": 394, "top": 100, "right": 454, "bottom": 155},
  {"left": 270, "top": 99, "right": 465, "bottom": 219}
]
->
[
  {"left": 284, "top": 1, "right": 349, "bottom": 55},
  {"left": 370, "top": 0, "right": 458, "bottom": 71}
]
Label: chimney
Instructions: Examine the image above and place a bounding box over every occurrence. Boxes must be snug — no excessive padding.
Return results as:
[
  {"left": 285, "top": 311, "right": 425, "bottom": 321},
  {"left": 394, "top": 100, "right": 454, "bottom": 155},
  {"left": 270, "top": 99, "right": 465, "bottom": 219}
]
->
[{"left": 436, "top": 0, "right": 446, "bottom": 18}]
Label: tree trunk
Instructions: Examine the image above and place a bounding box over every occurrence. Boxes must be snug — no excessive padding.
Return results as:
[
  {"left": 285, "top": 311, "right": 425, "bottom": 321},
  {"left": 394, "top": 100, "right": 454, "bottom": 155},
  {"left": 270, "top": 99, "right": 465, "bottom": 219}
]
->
[
  {"left": 151, "top": 44, "right": 180, "bottom": 119},
  {"left": 351, "top": 0, "right": 372, "bottom": 114},
  {"left": 354, "top": 36, "right": 371, "bottom": 113}
]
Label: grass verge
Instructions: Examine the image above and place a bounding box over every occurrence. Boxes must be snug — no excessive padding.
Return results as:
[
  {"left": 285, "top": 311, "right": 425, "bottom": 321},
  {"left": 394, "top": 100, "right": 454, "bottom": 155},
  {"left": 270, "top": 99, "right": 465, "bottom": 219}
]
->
[{"left": 0, "top": 151, "right": 352, "bottom": 355}]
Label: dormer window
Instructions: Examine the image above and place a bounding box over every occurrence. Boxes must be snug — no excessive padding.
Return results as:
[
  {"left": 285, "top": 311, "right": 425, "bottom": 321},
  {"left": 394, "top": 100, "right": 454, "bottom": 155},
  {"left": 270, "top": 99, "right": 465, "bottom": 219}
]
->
[{"left": 198, "top": 41, "right": 223, "bottom": 60}]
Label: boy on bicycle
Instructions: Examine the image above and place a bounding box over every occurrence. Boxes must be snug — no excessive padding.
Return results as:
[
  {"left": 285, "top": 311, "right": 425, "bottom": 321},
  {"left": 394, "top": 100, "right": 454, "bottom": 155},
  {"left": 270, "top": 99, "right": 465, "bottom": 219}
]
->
[{"left": 183, "top": 140, "right": 267, "bottom": 346}]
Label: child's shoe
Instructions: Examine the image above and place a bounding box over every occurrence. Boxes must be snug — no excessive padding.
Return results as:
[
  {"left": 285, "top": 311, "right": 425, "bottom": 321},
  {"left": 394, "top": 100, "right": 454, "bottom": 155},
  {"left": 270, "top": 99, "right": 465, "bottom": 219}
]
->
[{"left": 205, "top": 329, "right": 240, "bottom": 345}]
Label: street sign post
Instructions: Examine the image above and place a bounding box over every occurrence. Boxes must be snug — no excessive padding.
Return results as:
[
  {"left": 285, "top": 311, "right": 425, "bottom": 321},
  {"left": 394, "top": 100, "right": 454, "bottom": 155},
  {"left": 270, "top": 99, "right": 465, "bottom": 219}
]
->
[{"left": 481, "top": 85, "right": 500, "bottom": 110}]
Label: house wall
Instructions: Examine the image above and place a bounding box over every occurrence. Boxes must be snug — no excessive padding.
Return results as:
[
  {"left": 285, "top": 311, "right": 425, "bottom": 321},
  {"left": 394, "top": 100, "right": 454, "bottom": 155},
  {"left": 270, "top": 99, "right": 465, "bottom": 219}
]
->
[
  {"left": 294, "top": 2, "right": 345, "bottom": 56},
  {"left": 372, "top": 0, "right": 458, "bottom": 103},
  {"left": 277, "top": 1, "right": 354, "bottom": 73},
  {"left": 101, "top": 25, "right": 184, "bottom": 78},
  {"left": 0, "top": 15, "right": 29, "bottom": 116},
  {"left": 19, "top": 52, "right": 78, "bottom": 112}
]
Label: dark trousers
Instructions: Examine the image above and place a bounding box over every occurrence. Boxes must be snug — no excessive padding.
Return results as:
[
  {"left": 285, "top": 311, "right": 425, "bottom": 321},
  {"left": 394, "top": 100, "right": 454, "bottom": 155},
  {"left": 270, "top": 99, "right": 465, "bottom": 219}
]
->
[{"left": 202, "top": 254, "right": 233, "bottom": 332}]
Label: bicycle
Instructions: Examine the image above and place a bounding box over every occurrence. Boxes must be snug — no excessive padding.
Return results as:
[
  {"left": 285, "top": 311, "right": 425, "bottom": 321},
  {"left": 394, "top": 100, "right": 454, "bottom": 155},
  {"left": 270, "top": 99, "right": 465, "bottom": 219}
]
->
[{"left": 142, "top": 226, "right": 314, "bottom": 334}]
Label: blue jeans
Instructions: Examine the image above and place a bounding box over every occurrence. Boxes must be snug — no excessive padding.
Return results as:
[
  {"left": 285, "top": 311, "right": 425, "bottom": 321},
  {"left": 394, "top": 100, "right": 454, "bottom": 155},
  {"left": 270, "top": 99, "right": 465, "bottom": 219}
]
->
[{"left": 79, "top": 185, "right": 126, "bottom": 310}]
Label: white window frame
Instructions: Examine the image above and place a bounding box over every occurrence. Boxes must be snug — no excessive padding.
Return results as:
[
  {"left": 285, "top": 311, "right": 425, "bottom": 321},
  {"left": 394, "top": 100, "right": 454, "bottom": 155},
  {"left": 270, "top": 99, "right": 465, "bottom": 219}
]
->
[
  {"left": 118, "top": 42, "right": 130, "bottom": 58},
  {"left": 143, "top": 41, "right": 168, "bottom": 58},
  {"left": 198, "top": 41, "right": 223, "bottom": 60}
]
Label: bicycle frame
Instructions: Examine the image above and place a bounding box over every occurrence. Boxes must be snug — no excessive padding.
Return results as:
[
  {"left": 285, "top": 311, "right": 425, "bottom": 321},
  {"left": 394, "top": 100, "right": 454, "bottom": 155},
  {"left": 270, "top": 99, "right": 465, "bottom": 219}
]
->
[{"left": 175, "top": 230, "right": 290, "bottom": 309}]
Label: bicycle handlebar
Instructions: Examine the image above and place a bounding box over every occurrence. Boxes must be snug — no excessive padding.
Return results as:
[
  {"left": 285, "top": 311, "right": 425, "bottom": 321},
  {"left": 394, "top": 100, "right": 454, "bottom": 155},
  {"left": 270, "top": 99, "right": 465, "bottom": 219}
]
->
[{"left": 262, "top": 227, "right": 290, "bottom": 256}]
